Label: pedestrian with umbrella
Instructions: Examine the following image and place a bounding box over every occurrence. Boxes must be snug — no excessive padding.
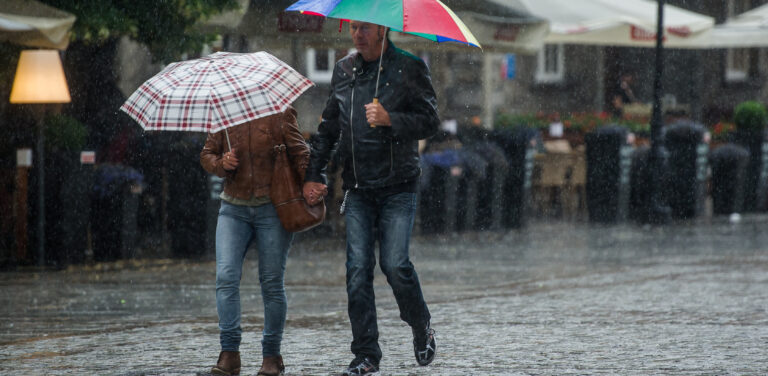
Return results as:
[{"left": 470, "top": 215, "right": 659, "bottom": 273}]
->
[
  {"left": 121, "top": 51, "right": 315, "bottom": 376},
  {"left": 288, "top": 0, "right": 480, "bottom": 374}
]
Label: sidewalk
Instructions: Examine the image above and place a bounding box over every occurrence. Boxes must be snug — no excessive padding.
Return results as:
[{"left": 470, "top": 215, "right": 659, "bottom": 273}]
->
[{"left": 2, "top": 216, "right": 768, "bottom": 375}]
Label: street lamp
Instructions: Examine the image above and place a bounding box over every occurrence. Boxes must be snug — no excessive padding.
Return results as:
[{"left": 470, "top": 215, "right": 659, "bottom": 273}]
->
[
  {"left": 646, "top": 0, "right": 671, "bottom": 224},
  {"left": 9, "top": 49, "right": 71, "bottom": 267}
]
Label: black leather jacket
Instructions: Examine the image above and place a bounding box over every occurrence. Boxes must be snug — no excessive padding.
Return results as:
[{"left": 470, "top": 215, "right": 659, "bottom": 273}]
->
[{"left": 305, "top": 41, "right": 439, "bottom": 190}]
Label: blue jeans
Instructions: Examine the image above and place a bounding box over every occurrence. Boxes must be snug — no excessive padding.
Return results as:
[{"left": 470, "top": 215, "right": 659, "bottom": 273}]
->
[
  {"left": 344, "top": 190, "right": 431, "bottom": 363},
  {"left": 215, "top": 201, "right": 292, "bottom": 356}
]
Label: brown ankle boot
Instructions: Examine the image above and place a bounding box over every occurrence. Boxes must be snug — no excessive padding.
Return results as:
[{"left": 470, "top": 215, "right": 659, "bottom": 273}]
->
[
  {"left": 211, "top": 351, "right": 241, "bottom": 375},
  {"left": 257, "top": 355, "right": 285, "bottom": 376}
]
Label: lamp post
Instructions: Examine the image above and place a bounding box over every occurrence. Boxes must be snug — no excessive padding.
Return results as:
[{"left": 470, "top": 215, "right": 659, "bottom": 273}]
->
[
  {"left": 9, "top": 49, "right": 71, "bottom": 267},
  {"left": 646, "top": 0, "right": 671, "bottom": 224}
]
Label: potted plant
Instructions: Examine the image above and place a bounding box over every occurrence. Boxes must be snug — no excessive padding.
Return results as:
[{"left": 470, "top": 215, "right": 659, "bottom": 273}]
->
[
  {"left": 733, "top": 101, "right": 768, "bottom": 212},
  {"left": 734, "top": 101, "right": 768, "bottom": 136}
]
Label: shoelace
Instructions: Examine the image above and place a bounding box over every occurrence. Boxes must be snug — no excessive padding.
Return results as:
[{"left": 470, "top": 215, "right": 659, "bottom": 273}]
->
[
  {"left": 351, "top": 360, "right": 374, "bottom": 374},
  {"left": 416, "top": 328, "right": 436, "bottom": 360}
]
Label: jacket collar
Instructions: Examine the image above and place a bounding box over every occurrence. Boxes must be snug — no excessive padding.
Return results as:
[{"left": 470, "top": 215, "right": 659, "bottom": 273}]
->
[{"left": 354, "top": 38, "right": 397, "bottom": 76}]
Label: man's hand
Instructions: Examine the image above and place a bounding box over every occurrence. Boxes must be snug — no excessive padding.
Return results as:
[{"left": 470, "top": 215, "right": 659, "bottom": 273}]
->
[
  {"left": 222, "top": 149, "right": 238, "bottom": 171},
  {"left": 365, "top": 101, "right": 391, "bottom": 127},
  {"left": 303, "top": 181, "right": 328, "bottom": 206}
]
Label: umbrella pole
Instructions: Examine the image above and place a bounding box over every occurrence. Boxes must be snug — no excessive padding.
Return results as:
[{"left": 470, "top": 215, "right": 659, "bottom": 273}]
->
[
  {"left": 224, "top": 128, "right": 232, "bottom": 152},
  {"left": 371, "top": 27, "right": 388, "bottom": 128}
]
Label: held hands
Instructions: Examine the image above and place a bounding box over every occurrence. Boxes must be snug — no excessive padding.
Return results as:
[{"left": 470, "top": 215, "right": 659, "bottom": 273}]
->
[
  {"left": 303, "top": 181, "right": 328, "bottom": 206},
  {"left": 222, "top": 149, "right": 239, "bottom": 171},
  {"left": 365, "top": 101, "right": 391, "bottom": 127}
]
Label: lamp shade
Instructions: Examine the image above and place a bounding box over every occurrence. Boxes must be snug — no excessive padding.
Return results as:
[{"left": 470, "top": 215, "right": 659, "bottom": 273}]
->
[{"left": 9, "top": 49, "right": 71, "bottom": 104}]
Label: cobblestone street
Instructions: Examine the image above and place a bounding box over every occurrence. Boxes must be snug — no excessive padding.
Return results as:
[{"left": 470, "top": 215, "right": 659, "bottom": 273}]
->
[{"left": 2, "top": 216, "right": 768, "bottom": 375}]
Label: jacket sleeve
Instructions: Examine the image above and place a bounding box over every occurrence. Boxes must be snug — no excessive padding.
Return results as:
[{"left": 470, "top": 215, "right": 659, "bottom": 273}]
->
[
  {"left": 388, "top": 57, "right": 440, "bottom": 141},
  {"left": 304, "top": 73, "right": 342, "bottom": 185},
  {"left": 282, "top": 107, "right": 310, "bottom": 181},
  {"left": 200, "top": 131, "right": 231, "bottom": 178}
]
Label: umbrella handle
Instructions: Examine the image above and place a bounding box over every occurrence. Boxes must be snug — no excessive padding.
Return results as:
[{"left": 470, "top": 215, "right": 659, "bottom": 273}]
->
[
  {"left": 369, "top": 98, "right": 379, "bottom": 128},
  {"left": 370, "top": 28, "right": 387, "bottom": 128},
  {"left": 225, "top": 128, "right": 232, "bottom": 152}
]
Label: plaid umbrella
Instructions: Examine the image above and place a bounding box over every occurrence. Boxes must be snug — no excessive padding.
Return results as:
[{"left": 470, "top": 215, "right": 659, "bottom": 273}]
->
[{"left": 120, "top": 51, "right": 314, "bottom": 135}]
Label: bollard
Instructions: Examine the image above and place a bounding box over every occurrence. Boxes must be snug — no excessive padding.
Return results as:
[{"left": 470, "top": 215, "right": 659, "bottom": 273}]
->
[
  {"left": 490, "top": 128, "right": 536, "bottom": 229},
  {"left": 709, "top": 144, "right": 749, "bottom": 215},
  {"left": 419, "top": 164, "right": 459, "bottom": 234},
  {"left": 458, "top": 174, "right": 478, "bottom": 231},
  {"left": 734, "top": 130, "right": 768, "bottom": 212},
  {"left": 585, "top": 125, "right": 632, "bottom": 223},
  {"left": 663, "top": 121, "right": 707, "bottom": 219}
]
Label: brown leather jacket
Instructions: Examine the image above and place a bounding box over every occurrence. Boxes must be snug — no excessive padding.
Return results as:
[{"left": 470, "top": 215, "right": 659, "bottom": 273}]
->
[{"left": 200, "top": 107, "right": 309, "bottom": 200}]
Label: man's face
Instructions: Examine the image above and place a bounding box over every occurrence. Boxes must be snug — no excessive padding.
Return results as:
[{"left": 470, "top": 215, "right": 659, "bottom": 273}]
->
[{"left": 349, "top": 21, "right": 385, "bottom": 61}]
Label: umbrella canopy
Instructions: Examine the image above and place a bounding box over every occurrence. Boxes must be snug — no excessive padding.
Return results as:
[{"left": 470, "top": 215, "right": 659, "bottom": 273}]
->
[
  {"left": 514, "top": 0, "right": 714, "bottom": 48},
  {"left": 0, "top": 0, "right": 76, "bottom": 50},
  {"left": 286, "top": 0, "right": 481, "bottom": 48},
  {"left": 120, "top": 51, "right": 314, "bottom": 134}
]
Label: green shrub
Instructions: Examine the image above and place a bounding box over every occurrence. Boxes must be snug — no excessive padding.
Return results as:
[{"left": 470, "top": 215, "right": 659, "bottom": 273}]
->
[
  {"left": 734, "top": 101, "right": 768, "bottom": 133},
  {"left": 494, "top": 112, "right": 549, "bottom": 129},
  {"left": 44, "top": 114, "right": 88, "bottom": 151}
]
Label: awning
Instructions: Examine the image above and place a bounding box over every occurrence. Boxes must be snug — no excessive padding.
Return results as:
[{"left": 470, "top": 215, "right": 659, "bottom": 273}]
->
[
  {"left": 696, "top": 4, "right": 768, "bottom": 48},
  {"left": 514, "top": 0, "right": 715, "bottom": 48},
  {"left": 0, "top": 0, "right": 76, "bottom": 50}
]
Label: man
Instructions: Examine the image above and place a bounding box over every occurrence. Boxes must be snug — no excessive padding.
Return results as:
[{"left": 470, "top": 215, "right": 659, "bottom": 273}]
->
[{"left": 303, "top": 21, "right": 439, "bottom": 376}]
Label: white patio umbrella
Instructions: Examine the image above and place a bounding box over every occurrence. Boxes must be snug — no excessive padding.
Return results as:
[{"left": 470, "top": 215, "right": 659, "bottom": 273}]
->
[
  {"left": 700, "top": 3, "right": 768, "bottom": 48},
  {"left": 0, "top": 0, "right": 76, "bottom": 50},
  {"left": 514, "top": 0, "right": 714, "bottom": 48}
]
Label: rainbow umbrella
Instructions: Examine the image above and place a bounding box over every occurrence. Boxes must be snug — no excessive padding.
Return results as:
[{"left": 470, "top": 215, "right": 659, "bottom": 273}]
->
[{"left": 286, "top": 0, "right": 481, "bottom": 48}]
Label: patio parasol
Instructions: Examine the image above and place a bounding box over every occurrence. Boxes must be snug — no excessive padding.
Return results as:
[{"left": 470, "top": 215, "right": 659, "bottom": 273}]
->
[
  {"left": 0, "top": 0, "right": 76, "bottom": 50},
  {"left": 120, "top": 51, "right": 314, "bottom": 149}
]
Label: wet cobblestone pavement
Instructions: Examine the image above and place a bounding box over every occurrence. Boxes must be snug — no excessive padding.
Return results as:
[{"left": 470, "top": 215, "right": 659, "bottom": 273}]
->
[{"left": 2, "top": 216, "right": 768, "bottom": 375}]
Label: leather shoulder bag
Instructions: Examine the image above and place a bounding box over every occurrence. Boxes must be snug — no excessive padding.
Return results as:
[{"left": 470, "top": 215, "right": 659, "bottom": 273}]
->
[{"left": 268, "top": 119, "right": 325, "bottom": 232}]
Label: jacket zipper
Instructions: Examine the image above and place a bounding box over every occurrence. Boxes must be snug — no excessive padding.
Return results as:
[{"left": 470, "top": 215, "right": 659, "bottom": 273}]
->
[{"left": 350, "top": 70, "right": 359, "bottom": 189}]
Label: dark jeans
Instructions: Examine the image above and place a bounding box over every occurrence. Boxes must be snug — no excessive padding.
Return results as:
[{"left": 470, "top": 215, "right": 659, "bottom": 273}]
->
[{"left": 344, "top": 190, "right": 431, "bottom": 363}]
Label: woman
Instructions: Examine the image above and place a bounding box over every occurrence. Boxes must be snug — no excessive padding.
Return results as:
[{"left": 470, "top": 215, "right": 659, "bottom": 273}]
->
[{"left": 200, "top": 107, "right": 309, "bottom": 376}]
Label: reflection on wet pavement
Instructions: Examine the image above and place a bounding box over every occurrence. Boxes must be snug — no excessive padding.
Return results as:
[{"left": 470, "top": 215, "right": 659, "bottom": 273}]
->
[{"left": 2, "top": 216, "right": 767, "bottom": 375}]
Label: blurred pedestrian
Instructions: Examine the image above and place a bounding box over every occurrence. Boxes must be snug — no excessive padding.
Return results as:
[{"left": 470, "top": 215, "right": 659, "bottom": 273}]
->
[
  {"left": 302, "top": 20, "right": 439, "bottom": 376},
  {"left": 200, "top": 107, "right": 310, "bottom": 376},
  {"left": 611, "top": 72, "right": 639, "bottom": 118}
]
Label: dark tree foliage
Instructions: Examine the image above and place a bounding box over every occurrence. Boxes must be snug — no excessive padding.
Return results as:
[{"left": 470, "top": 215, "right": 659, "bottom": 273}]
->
[{"left": 40, "top": 0, "right": 240, "bottom": 63}]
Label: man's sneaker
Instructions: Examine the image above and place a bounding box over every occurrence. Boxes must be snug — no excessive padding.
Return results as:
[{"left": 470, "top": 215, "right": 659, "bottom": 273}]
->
[
  {"left": 412, "top": 322, "right": 436, "bottom": 366},
  {"left": 342, "top": 356, "right": 380, "bottom": 376}
]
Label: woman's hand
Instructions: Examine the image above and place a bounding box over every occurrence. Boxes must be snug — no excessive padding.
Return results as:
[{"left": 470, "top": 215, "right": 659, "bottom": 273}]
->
[
  {"left": 303, "top": 181, "right": 328, "bottom": 205},
  {"left": 222, "top": 149, "right": 239, "bottom": 171}
]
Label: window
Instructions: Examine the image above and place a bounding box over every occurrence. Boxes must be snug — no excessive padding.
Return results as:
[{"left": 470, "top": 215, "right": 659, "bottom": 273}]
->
[
  {"left": 535, "top": 44, "right": 565, "bottom": 84},
  {"left": 726, "top": 48, "right": 750, "bottom": 82},
  {"left": 724, "top": 0, "right": 753, "bottom": 82},
  {"left": 306, "top": 48, "right": 336, "bottom": 83}
]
